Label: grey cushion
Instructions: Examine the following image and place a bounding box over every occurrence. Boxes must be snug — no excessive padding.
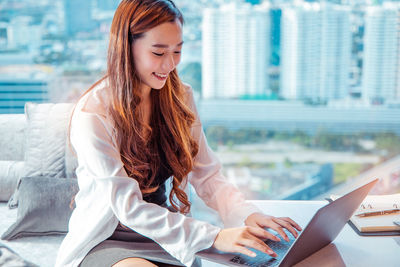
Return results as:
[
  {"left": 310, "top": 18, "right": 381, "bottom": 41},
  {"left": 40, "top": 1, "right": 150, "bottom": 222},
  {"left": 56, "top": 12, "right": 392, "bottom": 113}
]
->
[
  {"left": 1, "top": 177, "right": 78, "bottom": 240},
  {"left": 0, "top": 242, "right": 38, "bottom": 267}
]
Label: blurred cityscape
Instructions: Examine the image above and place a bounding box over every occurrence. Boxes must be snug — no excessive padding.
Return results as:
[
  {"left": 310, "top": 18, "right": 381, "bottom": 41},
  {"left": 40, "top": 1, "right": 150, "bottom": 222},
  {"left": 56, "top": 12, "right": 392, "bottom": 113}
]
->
[{"left": 1, "top": 0, "right": 400, "bottom": 223}]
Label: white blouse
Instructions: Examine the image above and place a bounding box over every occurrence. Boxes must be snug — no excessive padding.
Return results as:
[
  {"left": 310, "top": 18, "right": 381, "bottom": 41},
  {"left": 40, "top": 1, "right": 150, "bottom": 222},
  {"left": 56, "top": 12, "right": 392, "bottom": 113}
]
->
[{"left": 55, "top": 80, "right": 261, "bottom": 267}]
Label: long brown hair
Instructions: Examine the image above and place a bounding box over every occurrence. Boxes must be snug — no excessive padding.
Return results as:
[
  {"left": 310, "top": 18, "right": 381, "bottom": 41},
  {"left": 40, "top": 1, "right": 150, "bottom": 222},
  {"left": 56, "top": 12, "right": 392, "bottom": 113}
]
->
[{"left": 71, "top": 0, "right": 198, "bottom": 214}]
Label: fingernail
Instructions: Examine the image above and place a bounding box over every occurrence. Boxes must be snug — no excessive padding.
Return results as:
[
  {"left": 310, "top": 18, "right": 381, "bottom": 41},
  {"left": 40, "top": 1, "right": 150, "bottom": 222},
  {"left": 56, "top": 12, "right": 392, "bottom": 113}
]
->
[
  {"left": 268, "top": 250, "right": 277, "bottom": 257},
  {"left": 275, "top": 236, "right": 281, "bottom": 241},
  {"left": 251, "top": 252, "right": 256, "bottom": 257}
]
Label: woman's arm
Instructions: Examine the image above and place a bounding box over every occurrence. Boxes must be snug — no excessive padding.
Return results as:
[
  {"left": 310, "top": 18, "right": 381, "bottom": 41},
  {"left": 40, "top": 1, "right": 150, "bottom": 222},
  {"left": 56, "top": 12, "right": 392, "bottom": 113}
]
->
[
  {"left": 188, "top": 124, "right": 262, "bottom": 227},
  {"left": 185, "top": 87, "right": 302, "bottom": 257},
  {"left": 183, "top": 86, "right": 261, "bottom": 227}
]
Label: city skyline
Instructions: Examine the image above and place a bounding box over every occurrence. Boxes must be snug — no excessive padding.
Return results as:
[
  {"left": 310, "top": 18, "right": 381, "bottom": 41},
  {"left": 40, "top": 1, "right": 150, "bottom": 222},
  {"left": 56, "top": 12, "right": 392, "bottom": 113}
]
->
[
  {"left": 202, "top": 0, "right": 400, "bottom": 103},
  {"left": 362, "top": 2, "right": 400, "bottom": 101},
  {"left": 0, "top": 0, "right": 399, "bottom": 211},
  {"left": 0, "top": 0, "right": 400, "bottom": 113}
]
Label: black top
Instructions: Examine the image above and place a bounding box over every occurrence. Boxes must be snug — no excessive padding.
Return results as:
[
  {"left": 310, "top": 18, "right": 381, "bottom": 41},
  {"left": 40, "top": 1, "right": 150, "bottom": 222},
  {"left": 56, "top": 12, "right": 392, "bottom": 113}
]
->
[{"left": 141, "top": 144, "right": 172, "bottom": 206}]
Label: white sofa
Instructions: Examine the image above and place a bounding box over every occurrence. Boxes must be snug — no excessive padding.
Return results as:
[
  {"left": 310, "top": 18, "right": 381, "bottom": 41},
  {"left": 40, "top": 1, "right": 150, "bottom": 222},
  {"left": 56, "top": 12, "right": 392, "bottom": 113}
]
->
[
  {"left": 0, "top": 203, "right": 63, "bottom": 267},
  {"left": 0, "top": 105, "right": 221, "bottom": 267},
  {"left": 0, "top": 112, "right": 65, "bottom": 267}
]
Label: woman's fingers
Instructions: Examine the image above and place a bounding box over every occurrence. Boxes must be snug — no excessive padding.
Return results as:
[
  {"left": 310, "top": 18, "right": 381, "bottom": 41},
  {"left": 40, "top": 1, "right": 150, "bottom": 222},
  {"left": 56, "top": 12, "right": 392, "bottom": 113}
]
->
[
  {"left": 212, "top": 226, "right": 285, "bottom": 259},
  {"left": 247, "top": 226, "right": 281, "bottom": 241},
  {"left": 272, "top": 218, "right": 299, "bottom": 239},
  {"left": 281, "top": 217, "right": 302, "bottom": 231},
  {"left": 233, "top": 245, "right": 258, "bottom": 258},
  {"left": 257, "top": 216, "right": 301, "bottom": 241},
  {"left": 271, "top": 225, "right": 290, "bottom": 242},
  {"left": 261, "top": 221, "right": 291, "bottom": 241},
  {"left": 238, "top": 233, "right": 277, "bottom": 257}
]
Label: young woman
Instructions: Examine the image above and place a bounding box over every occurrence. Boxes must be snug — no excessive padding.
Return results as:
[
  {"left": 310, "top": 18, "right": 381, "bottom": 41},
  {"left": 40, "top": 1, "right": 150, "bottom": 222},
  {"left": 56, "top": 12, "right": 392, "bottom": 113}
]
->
[{"left": 55, "top": 1, "right": 301, "bottom": 266}]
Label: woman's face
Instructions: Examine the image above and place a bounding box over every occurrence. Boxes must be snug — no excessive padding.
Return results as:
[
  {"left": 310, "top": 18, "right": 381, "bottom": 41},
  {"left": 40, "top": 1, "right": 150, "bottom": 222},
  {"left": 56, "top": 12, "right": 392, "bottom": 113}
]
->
[{"left": 132, "top": 19, "right": 183, "bottom": 92}]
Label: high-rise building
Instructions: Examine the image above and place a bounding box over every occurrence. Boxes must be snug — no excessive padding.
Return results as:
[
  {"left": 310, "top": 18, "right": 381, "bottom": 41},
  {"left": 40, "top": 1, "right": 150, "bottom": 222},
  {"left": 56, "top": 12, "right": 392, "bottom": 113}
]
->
[
  {"left": 7, "top": 16, "right": 43, "bottom": 50},
  {"left": 202, "top": 2, "right": 270, "bottom": 99},
  {"left": 280, "top": 2, "right": 322, "bottom": 100},
  {"left": 64, "top": 0, "right": 94, "bottom": 37},
  {"left": 280, "top": 2, "right": 351, "bottom": 101},
  {"left": 320, "top": 3, "right": 352, "bottom": 100},
  {"left": 362, "top": 3, "right": 400, "bottom": 102}
]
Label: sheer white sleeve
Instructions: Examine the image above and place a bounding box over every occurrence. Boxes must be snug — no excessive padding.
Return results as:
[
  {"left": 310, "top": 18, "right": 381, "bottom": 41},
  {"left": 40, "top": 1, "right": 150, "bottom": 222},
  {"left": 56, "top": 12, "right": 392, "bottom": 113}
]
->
[{"left": 184, "top": 88, "right": 262, "bottom": 228}]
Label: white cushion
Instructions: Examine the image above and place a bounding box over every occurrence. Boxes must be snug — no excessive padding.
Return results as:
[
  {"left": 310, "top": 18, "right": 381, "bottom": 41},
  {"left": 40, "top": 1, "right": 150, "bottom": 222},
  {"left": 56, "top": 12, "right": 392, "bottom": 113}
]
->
[
  {"left": 0, "top": 114, "right": 26, "bottom": 161},
  {"left": 0, "top": 161, "right": 24, "bottom": 202},
  {"left": 23, "top": 102, "right": 75, "bottom": 178}
]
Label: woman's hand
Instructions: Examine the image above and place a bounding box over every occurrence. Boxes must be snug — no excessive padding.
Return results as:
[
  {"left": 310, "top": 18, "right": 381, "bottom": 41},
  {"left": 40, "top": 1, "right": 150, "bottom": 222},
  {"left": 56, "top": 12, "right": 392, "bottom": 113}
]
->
[
  {"left": 212, "top": 226, "right": 280, "bottom": 258},
  {"left": 245, "top": 212, "right": 302, "bottom": 242},
  {"left": 212, "top": 213, "right": 302, "bottom": 258}
]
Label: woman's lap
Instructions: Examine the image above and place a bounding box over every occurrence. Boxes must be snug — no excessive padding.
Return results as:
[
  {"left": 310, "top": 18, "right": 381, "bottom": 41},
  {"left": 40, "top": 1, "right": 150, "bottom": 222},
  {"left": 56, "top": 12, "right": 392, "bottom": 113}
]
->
[
  {"left": 80, "top": 212, "right": 201, "bottom": 267},
  {"left": 79, "top": 239, "right": 201, "bottom": 267}
]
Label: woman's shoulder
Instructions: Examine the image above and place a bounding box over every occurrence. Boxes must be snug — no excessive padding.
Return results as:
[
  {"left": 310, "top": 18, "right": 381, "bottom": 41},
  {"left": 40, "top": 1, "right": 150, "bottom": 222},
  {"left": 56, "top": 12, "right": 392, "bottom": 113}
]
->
[
  {"left": 181, "top": 82, "right": 193, "bottom": 96},
  {"left": 71, "top": 79, "right": 116, "bottom": 142},
  {"left": 76, "top": 78, "right": 110, "bottom": 118},
  {"left": 181, "top": 82, "right": 196, "bottom": 106},
  {"left": 180, "top": 82, "right": 201, "bottom": 125}
]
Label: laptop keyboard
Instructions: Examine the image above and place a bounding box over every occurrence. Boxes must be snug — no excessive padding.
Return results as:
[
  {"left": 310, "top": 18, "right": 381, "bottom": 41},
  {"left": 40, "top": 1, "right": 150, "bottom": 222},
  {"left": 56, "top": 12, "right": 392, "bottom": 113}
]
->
[{"left": 229, "top": 229, "right": 296, "bottom": 267}]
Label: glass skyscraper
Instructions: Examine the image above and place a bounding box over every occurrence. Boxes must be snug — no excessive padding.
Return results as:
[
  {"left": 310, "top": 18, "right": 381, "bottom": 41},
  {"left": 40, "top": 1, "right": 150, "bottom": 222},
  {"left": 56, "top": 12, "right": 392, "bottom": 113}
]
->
[
  {"left": 280, "top": 2, "right": 322, "bottom": 100},
  {"left": 202, "top": 2, "right": 270, "bottom": 99},
  {"left": 362, "top": 2, "right": 400, "bottom": 102},
  {"left": 280, "top": 2, "right": 351, "bottom": 101},
  {"left": 320, "top": 3, "right": 352, "bottom": 100}
]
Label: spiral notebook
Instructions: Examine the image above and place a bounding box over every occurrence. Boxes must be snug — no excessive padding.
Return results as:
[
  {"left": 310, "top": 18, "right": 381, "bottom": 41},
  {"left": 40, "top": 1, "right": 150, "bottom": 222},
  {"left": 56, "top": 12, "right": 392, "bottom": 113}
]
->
[{"left": 330, "top": 193, "right": 400, "bottom": 236}]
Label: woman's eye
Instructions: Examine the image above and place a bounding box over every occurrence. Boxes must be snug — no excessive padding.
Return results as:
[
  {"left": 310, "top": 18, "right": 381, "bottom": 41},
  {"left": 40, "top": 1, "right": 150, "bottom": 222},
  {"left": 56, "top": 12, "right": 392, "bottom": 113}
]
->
[
  {"left": 152, "top": 52, "right": 163, "bottom": 56},
  {"left": 174, "top": 51, "right": 181, "bottom": 54}
]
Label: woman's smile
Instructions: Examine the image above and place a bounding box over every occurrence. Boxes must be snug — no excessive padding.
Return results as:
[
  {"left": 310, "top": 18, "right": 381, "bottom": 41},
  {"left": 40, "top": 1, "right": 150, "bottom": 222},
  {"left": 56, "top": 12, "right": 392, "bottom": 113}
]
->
[{"left": 152, "top": 72, "right": 168, "bottom": 80}]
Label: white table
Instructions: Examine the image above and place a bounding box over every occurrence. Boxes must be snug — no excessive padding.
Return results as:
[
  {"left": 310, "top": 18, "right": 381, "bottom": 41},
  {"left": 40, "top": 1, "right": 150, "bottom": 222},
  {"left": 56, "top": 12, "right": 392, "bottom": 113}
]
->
[{"left": 200, "top": 200, "right": 400, "bottom": 267}]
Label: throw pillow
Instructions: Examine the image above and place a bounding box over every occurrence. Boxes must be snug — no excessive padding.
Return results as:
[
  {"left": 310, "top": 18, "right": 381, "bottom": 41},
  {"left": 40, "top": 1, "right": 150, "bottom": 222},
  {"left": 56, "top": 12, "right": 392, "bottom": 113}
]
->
[
  {"left": 1, "top": 176, "right": 78, "bottom": 240},
  {"left": 0, "top": 161, "right": 24, "bottom": 202},
  {"left": 23, "top": 102, "right": 75, "bottom": 178}
]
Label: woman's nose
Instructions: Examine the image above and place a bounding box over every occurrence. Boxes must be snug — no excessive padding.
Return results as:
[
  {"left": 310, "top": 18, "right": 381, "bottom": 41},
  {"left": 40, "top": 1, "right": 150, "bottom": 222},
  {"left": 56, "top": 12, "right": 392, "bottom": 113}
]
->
[{"left": 162, "top": 54, "right": 176, "bottom": 72}]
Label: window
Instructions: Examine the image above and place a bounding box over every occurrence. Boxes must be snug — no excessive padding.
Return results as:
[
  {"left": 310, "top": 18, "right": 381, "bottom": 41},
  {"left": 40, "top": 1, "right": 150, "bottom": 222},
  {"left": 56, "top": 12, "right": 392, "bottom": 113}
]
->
[{"left": 1, "top": 0, "right": 399, "bottom": 225}]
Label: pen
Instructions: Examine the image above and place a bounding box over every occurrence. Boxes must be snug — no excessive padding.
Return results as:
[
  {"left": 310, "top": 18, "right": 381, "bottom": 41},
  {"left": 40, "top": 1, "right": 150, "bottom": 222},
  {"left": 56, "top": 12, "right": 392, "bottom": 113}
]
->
[{"left": 355, "top": 208, "right": 400, "bottom": 217}]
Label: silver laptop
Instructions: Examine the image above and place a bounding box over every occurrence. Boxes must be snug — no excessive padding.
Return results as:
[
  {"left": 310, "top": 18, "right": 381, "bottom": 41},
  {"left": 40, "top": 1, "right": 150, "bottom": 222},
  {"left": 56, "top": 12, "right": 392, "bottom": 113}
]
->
[{"left": 197, "top": 178, "right": 378, "bottom": 267}]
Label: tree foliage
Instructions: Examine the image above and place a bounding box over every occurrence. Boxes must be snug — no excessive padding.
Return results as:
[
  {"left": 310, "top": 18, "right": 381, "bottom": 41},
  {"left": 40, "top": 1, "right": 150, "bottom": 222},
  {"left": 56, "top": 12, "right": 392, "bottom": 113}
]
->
[{"left": 204, "top": 126, "right": 400, "bottom": 157}]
